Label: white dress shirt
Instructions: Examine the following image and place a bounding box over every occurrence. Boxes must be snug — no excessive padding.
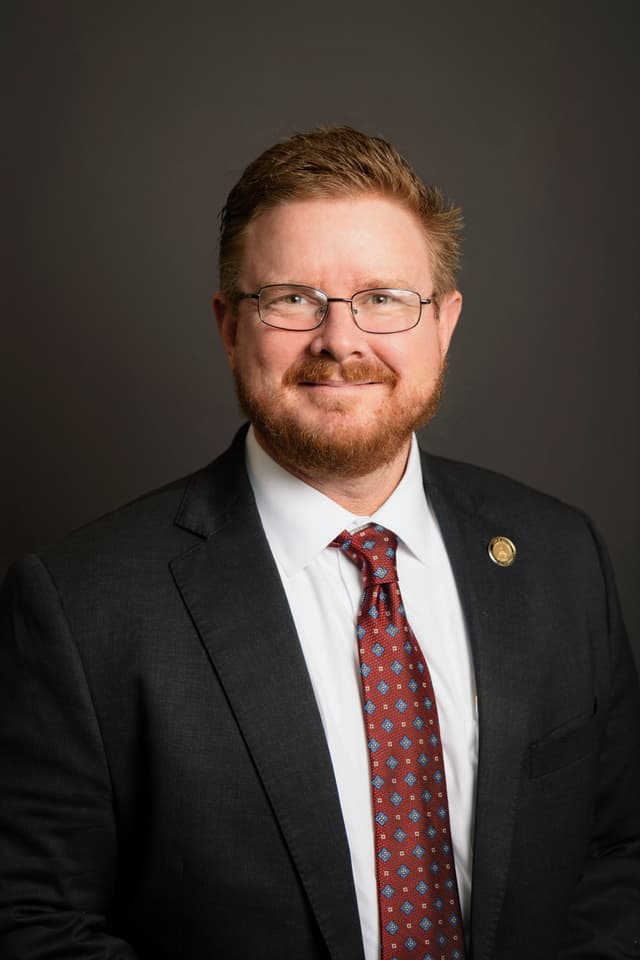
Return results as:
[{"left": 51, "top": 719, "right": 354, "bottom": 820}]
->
[{"left": 245, "top": 428, "right": 478, "bottom": 959}]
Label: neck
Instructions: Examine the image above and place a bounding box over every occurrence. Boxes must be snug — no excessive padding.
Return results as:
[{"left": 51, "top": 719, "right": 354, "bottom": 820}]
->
[{"left": 255, "top": 432, "right": 412, "bottom": 515}]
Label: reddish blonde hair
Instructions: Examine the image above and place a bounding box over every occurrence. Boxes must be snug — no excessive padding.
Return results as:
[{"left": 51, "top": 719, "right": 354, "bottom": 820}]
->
[{"left": 218, "top": 127, "right": 463, "bottom": 297}]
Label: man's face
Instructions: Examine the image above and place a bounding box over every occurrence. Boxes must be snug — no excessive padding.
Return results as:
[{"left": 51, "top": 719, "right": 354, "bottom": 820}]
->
[{"left": 214, "top": 195, "right": 461, "bottom": 481}]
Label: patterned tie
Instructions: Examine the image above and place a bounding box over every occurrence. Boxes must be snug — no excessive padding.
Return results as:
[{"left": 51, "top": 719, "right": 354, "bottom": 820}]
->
[{"left": 331, "top": 524, "right": 465, "bottom": 960}]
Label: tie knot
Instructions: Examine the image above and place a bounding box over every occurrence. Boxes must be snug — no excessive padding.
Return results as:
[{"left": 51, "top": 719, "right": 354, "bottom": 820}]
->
[{"left": 331, "top": 524, "right": 399, "bottom": 587}]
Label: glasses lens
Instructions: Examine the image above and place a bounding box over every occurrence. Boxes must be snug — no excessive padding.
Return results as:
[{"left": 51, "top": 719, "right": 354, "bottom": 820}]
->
[
  {"left": 352, "top": 289, "right": 422, "bottom": 332},
  {"left": 258, "top": 285, "right": 326, "bottom": 330}
]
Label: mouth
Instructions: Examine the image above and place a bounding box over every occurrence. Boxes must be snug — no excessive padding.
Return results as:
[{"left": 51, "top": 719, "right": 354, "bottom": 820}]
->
[
  {"left": 283, "top": 358, "right": 397, "bottom": 391},
  {"left": 300, "top": 379, "right": 381, "bottom": 388}
]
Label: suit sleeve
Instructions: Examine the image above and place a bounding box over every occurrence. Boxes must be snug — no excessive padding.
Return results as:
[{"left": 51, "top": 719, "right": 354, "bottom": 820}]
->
[
  {"left": 558, "top": 523, "right": 640, "bottom": 959},
  {"left": 0, "top": 555, "right": 139, "bottom": 959}
]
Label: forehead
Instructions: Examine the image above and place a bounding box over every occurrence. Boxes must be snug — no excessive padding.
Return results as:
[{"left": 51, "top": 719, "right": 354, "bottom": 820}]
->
[{"left": 240, "top": 195, "right": 433, "bottom": 288}]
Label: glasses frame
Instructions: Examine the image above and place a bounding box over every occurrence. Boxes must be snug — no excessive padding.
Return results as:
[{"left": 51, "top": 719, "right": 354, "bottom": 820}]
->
[{"left": 235, "top": 283, "right": 434, "bottom": 334}]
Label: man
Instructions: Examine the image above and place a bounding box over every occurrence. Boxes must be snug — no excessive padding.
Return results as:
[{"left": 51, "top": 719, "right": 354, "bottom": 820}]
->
[{"left": 1, "top": 127, "right": 638, "bottom": 959}]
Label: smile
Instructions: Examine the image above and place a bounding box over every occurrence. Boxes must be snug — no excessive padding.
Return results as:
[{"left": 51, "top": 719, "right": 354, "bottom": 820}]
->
[{"left": 300, "top": 380, "right": 380, "bottom": 387}]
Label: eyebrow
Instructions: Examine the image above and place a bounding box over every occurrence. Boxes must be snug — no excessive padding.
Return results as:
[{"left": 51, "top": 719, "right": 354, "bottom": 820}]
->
[
  {"left": 270, "top": 278, "right": 417, "bottom": 291},
  {"left": 353, "top": 278, "right": 415, "bottom": 291},
  {"left": 252, "top": 278, "right": 420, "bottom": 293}
]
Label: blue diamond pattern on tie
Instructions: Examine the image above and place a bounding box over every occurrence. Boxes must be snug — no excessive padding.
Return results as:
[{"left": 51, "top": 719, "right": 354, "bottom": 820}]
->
[{"left": 331, "top": 524, "right": 466, "bottom": 960}]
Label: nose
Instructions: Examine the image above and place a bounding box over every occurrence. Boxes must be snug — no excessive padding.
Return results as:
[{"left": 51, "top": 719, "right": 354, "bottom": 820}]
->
[{"left": 308, "top": 299, "right": 370, "bottom": 362}]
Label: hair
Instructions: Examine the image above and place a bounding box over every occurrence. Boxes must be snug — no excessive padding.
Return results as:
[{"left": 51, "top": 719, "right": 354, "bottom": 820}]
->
[{"left": 218, "top": 126, "right": 463, "bottom": 298}]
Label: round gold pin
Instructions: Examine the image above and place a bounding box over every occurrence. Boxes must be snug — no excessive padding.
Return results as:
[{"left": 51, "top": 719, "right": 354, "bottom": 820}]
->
[{"left": 488, "top": 536, "right": 516, "bottom": 567}]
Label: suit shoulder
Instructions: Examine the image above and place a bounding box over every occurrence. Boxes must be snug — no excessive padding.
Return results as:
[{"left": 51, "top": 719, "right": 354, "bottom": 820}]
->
[
  {"left": 6, "top": 431, "right": 249, "bottom": 604},
  {"left": 421, "top": 452, "right": 619, "bottom": 615},
  {"left": 18, "top": 470, "right": 204, "bottom": 596},
  {"left": 422, "top": 451, "right": 591, "bottom": 531}
]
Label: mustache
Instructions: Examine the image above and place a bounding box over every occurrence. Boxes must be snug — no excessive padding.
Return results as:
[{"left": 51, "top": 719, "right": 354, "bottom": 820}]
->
[{"left": 283, "top": 357, "right": 397, "bottom": 387}]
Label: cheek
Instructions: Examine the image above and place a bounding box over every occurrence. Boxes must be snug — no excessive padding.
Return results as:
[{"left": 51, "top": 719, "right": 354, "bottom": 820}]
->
[
  {"left": 379, "top": 331, "right": 441, "bottom": 377},
  {"left": 237, "top": 334, "right": 300, "bottom": 386}
]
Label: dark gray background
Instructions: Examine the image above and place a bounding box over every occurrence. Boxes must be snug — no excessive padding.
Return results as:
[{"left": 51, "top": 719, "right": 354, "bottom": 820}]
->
[{"left": 4, "top": 1, "right": 639, "bottom": 661}]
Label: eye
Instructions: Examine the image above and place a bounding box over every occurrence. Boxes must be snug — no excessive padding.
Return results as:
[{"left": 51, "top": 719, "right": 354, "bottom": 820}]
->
[
  {"left": 280, "top": 293, "right": 307, "bottom": 306},
  {"left": 261, "top": 287, "right": 322, "bottom": 311},
  {"left": 265, "top": 292, "right": 305, "bottom": 308},
  {"left": 363, "top": 290, "right": 403, "bottom": 309}
]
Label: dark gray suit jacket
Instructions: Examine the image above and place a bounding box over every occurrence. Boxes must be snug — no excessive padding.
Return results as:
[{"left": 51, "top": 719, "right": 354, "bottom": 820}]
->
[{"left": 1, "top": 428, "right": 639, "bottom": 958}]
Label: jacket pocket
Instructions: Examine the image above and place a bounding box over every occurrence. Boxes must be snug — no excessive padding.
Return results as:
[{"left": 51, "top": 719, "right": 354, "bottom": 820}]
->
[{"left": 528, "top": 701, "right": 598, "bottom": 779}]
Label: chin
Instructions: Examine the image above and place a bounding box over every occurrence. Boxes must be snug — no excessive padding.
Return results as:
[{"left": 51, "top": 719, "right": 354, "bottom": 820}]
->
[
  {"left": 240, "top": 395, "right": 439, "bottom": 480},
  {"left": 232, "top": 364, "right": 446, "bottom": 479},
  {"left": 260, "top": 422, "right": 412, "bottom": 479}
]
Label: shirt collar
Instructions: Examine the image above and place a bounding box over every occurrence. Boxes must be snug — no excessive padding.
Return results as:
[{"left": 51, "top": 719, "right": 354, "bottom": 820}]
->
[{"left": 245, "top": 427, "right": 433, "bottom": 578}]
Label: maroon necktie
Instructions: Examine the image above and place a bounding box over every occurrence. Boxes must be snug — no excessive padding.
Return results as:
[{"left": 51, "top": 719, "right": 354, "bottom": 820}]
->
[{"left": 331, "top": 524, "right": 465, "bottom": 960}]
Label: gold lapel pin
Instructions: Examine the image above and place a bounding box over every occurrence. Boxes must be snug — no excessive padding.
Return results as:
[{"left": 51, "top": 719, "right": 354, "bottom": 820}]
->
[{"left": 488, "top": 536, "right": 517, "bottom": 567}]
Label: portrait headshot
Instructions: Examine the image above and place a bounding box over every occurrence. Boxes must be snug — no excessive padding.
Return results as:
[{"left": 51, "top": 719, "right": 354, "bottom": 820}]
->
[{"left": 2, "top": 3, "right": 639, "bottom": 959}]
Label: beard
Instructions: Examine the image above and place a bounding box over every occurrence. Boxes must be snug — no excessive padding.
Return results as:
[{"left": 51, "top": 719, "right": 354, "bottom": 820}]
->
[{"left": 232, "top": 355, "right": 446, "bottom": 480}]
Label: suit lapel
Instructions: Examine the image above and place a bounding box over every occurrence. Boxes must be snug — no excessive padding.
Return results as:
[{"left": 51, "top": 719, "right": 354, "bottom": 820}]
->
[
  {"left": 423, "top": 454, "right": 530, "bottom": 960},
  {"left": 170, "top": 434, "right": 364, "bottom": 960}
]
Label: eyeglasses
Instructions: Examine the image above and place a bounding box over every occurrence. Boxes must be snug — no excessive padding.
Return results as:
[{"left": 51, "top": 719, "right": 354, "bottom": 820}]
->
[{"left": 236, "top": 283, "right": 433, "bottom": 334}]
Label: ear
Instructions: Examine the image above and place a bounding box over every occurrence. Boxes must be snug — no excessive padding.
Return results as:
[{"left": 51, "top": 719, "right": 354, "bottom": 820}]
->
[
  {"left": 436, "top": 289, "right": 462, "bottom": 358},
  {"left": 213, "top": 291, "right": 237, "bottom": 364}
]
